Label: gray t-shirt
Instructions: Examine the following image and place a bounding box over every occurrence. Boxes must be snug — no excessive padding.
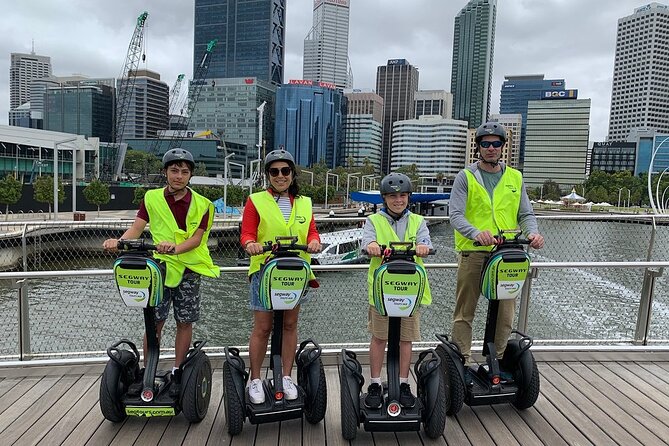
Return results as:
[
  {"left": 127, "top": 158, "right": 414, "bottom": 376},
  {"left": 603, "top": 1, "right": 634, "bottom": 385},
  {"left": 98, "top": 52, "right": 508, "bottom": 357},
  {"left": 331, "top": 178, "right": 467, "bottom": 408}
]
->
[{"left": 479, "top": 169, "right": 503, "bottom": 198}]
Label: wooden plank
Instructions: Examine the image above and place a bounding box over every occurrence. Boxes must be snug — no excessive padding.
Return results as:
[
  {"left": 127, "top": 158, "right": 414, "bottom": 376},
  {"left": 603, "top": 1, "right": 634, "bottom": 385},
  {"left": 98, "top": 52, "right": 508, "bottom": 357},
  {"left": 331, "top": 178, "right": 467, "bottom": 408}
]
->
[
  {"left": 583, "top": 363, "right": 669, "bottom": 432},
  {"left": 604, "top": 362, "right": 669, "bottom": 408},
  {"left": 157, "top": 415, "right": 190, "bottom": 445},
  {"left": 636, "top": 362, "right": 669, "bottom": 387},
  {"left": 507, "top": 404, "right": 569, "bottom": 446},
  {"left": 568, "top": 362, "right": 669, "bottom": 442},
  {"left": 454, "top": 406, "right": 494, "bottom": 446},
  {"left": 0, "top": 375, "right": 62, "bottom": 436},
  {"left": 442, "top": 417, "right": 472, "bottom": 446},
  {"left": 618, "top": 361, "right": 669, "bottom": 399},
  {"left": 0, "top": 376, "right": 21, "bottom": 398},
  {"left": 36, "top": 376, "right": 102, "bottom": 446},
  {"left": 0, "top": 376, "right": 41, "bottom": 417},
  {"left": 529, "top": 391, "right": 591, "bottom": 446},
  {"left": 109, "top": 418, "right": 149, "bottom": 446},
  {"left": 371, "top": 432, "right": 397, "bottom": 444},
  {"left": 16, "top": 374, "right": 98, "bottom": 446},
  {"left": 278, "top": 417, "right": 302, "bottom": 446},
  {"left": 324, "top": 366, "right": 352, "bottom": 446},
  {"left": 537, "top": 367, "right": 611, "bottom": 445},
  {"left": 471, "top": 405, "right": 520, "bottom": 446},
  {"left": 83, "top": 416, "right": 125, "bottom": 446},
  {"left": 542, "top": 363, "right": 642, "bottom": 445},
  {"left": 206, "top": 371, "right": 232, "bottom": 446},
  {"left": 0, "top": 363, "right": 103, "bottom": 378},
  {"left": 183, "top": 373, "right": 225, "bottom": 445}
]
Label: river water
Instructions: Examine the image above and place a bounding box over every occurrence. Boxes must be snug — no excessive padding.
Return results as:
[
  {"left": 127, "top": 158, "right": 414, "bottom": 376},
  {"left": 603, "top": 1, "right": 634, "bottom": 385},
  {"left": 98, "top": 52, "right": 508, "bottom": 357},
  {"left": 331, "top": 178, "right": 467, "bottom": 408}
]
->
[{"left": 1, "top": 218, "right": 668, "bottom": 358}]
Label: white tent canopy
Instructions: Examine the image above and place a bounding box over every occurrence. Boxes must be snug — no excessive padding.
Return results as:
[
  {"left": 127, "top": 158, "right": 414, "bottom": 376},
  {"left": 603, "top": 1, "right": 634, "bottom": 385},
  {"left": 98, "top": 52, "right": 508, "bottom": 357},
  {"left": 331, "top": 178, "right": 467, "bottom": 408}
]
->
[{"left": 561, "top": 188, "right": 586, "bottom": 202}]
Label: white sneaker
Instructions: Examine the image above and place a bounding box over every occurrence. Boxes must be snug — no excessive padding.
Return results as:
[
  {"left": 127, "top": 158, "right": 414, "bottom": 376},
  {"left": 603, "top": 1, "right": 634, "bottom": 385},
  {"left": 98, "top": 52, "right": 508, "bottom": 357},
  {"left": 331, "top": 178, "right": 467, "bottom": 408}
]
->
[
  {"left": 282, "top": 376, "right": 298, "bottom": 401},
  {"left": 248, "top": 378, "right": 265, "bottom": 404}
]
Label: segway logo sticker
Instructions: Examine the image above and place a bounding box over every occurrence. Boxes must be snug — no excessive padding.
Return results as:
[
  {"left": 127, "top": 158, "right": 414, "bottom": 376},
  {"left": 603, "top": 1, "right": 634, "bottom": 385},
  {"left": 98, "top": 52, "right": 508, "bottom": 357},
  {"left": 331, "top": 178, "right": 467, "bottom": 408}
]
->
[{"left": 387, "top": 401, "right": 402, "bottom": 417}]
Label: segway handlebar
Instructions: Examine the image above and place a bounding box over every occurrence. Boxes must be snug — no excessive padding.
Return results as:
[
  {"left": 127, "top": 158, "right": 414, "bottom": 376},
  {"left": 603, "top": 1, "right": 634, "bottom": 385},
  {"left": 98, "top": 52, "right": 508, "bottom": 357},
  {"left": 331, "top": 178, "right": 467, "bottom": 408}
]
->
[
  {"left": 473, "top": 234, "right": 530, "bottom": 247},
  {"left": 255, "top": 236, "right": 309, "bottom": 254},
  {"left": 116, "top": 239, "right": 175, "bottom": 253},
  {"left": 362, "top": 241, "right": 436, "bottom": 258}
]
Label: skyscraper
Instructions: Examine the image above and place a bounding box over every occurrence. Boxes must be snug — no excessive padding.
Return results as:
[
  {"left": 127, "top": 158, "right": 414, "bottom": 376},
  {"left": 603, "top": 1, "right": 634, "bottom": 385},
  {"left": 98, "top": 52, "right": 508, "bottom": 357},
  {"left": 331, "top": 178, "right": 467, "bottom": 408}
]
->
[
  {"left": 450, "top": 0, "right": 496, "bottom": 128},
  {"left": 115, "top": 70, "right": 168, "bottom": 140},
  {"left": 303, "top": 0, "right": 351, "bottom": 89},
  {"left": 500, "top": 75, "right": 565, "bottom": 167},
  {"left": 9, "top": 51, "right": 51, "bottom": 113},
  {"left": 414, "top": 90, "right": 453, "bottom": 119},
  {"left": 376, "top": 59, "right": 419, "bottom": 174},
  {"left": 607, "top": 3, "right": 669, "bottom": 141},
  {"left": 343, "top": 90, "right": 383, "bottom": 169},
  {"left": 193, "top": 0, "right": 286, "bottom": 85}
]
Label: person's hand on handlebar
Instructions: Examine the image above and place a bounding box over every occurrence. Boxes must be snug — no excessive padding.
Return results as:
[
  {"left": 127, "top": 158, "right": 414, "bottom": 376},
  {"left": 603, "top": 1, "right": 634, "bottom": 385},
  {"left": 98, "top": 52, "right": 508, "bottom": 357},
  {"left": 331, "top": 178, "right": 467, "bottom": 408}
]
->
[
  {"left": 156, "top": 241, "right": 176, "bottom": 254},
  {"left": 307, "top": 239, "right": 322, "bottom": 254},
  {"left": 415, "top": 243, "right": 430, "bottom": 257},
  {"left": 366, "top": 241, "right": 382, "bottom": 257},
  {"left": 527, "top": 233, "right": 544, "bottom": 249},
  {"left": 474, "top": 230, "right": 497, "bottom": 246},
  {"left": 102, "top": 238, "right": 119, "bottom": 252},
  {"left": 245, "top": 241, "right": 264, "bottom": 256}
]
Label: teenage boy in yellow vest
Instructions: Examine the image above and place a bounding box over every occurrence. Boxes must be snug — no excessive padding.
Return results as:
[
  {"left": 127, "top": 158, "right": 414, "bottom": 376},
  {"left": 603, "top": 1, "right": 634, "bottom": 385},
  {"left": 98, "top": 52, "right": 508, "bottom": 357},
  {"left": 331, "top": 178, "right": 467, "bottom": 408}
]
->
[
  {"left": 103, "top": 148, "right": 220, "bottom": 375},
  {"left": 450, "top": 122, "right": 544, "bottom": 379},
  {"left": 361, "top": 172, "right": 433, "bottom": 409},
  {"left": 240, "top": 149, "right": 321, "bottom": 404}
]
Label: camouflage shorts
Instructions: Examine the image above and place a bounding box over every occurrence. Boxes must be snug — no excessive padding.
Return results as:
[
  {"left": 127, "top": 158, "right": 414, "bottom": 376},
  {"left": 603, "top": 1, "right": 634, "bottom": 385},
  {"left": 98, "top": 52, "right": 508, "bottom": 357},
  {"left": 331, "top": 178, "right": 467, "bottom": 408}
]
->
[{"left": 155, "top": 272, "right": 201, "bottom": 323}]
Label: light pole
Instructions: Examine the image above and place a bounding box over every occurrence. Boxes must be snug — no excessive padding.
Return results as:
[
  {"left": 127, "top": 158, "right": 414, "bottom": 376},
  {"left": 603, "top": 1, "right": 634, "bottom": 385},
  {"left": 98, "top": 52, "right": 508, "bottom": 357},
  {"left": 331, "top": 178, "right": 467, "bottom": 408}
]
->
[
  {"left": 346, "top": 172, "right": 361, "bottom": 207},
  {"left": 617, "top": 187, "right": 623, "bottom": 209},
  {"left": 256, "top": 101, "right": 266, "bottom": 189},
  {"left": 249, "top": 159, "right": 261, "bottom": 197},
  {"left": 222, "top": 153, "right": 233, "bottom": 220},
  {"left": 301, "top": 169, "right": 314, "bottom": 186},
  {"left": 361, "top": 174, "right": 374, "bottom": 191},
  {"left": 53, "top": 137, "right": 78, "bottom": 220},
  {"left": 626, "top": 188, "right": 631, "bottom": 208},
  {"left": 324, "top": 171, "right": 339, "bottom": 209},
  {"left": 540, "top": 184, "right": 544, "bottom": 200},
  {"left": 229, "top": 161, "right": 245, "bottom": 186}
]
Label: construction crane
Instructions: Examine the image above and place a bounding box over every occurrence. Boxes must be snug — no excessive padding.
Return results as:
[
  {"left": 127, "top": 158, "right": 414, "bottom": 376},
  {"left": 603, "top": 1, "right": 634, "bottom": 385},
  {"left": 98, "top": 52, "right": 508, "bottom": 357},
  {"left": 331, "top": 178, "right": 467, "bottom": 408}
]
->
[
  {"left": 109, "top": 11, "right": 149, "bottom": 181},
  {"left": 147, "top": 73, "right": 185, "bottom": 155},
  {"left": 166, "top": 39, "right": 217, "bottom": 153}
]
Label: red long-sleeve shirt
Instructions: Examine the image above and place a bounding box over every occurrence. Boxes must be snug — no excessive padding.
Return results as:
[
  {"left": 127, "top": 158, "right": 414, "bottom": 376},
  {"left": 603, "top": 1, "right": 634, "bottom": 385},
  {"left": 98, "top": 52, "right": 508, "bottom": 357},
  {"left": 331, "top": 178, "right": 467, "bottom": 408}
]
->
[{"left": 240, "top": 190, "right": 320, "bottom": 246}]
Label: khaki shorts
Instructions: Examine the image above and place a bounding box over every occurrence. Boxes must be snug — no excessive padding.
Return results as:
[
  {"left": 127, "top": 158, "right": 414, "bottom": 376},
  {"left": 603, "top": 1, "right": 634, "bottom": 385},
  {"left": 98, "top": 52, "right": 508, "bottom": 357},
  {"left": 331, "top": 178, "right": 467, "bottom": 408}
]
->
[{"left": 367, "top": 305, "right": 421, "bottom": 342}]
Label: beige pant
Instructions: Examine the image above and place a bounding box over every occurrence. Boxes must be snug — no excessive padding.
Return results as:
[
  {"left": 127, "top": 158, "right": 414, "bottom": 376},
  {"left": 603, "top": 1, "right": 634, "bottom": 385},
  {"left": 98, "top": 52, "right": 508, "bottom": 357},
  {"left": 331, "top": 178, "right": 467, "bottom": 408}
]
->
[
  {"left": 451, "top": 251, "right": 516, "bottom": 364},
  {"left": 368, "top": 306, "right": 421, "bottom": 342}
]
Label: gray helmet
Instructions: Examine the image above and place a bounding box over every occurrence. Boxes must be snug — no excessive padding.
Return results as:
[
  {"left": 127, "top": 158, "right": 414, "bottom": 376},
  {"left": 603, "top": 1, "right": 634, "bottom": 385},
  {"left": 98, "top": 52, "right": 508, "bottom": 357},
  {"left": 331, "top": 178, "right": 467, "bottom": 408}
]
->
[
  {"left": 264, "top": 149, "right": 295, "bottom": 172},
  {"left": 162, "top": 148, "right": 195, "bottom": 169},
  {"left": 475, "top": 122, "right": 507, "bottom": 144},
  {"left": 380, "top": 172, "right": 412, "bottom": 194}
]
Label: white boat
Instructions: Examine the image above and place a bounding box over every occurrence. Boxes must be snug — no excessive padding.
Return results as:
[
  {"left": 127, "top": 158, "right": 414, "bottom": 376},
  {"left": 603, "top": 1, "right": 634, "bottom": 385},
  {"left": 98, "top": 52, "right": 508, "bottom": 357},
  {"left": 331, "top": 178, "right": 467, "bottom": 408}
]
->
[{"left": 311, "top": 228, "right": 365, "bottom": 265}]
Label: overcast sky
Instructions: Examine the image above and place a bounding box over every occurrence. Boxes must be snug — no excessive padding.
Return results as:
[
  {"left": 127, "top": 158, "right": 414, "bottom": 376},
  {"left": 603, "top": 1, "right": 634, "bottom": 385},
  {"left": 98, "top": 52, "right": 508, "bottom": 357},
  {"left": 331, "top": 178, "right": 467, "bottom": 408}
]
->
[{"left": 0, "top": 0, "right": 654, "bottom": 141}]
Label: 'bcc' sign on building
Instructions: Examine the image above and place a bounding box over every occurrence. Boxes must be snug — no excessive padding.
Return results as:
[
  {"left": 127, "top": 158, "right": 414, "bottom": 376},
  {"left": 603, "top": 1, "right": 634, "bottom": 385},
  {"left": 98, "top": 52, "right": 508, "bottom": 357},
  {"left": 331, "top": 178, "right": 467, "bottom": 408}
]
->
[{"left": 542, "top": 89, "right": 578, "bottom": 100}]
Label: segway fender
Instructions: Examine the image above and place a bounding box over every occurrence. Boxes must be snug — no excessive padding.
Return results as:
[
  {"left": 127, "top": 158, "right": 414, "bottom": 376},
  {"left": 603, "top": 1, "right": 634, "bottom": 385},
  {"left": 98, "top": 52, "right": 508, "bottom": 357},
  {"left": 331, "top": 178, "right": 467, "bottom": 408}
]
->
[
  {"left": 224, "top": 347, "right": 249, "bottom": 406},
  {"left": 502, "top": 340, "right": 533, "bottom": 386},
  {"left": 415, "top": 349, "right": 442, "bottom": 416},
  {"left": 296, "top": 339, "right": 322, "bottom": 397},
  {"left": 341, "top": 349, "right": 364, "bottom": 416}
]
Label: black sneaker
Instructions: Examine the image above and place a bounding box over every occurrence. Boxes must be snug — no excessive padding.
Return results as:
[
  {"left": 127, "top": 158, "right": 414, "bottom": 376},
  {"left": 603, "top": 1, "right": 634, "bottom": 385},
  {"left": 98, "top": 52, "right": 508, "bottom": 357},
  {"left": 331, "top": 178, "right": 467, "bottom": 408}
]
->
[
  {"left": 364, "top": 383, "right": 383, "bottom": 409},
  {"left": 399, "top": 383, "right": 416, "bottom": 408}
]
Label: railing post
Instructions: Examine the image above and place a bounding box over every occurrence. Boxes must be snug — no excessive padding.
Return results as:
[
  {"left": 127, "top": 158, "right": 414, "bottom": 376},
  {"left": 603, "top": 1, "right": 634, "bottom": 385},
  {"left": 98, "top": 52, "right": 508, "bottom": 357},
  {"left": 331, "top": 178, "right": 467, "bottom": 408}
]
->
[
  {"left": 21, "top": 223, "right": 28, "bottom": 272},
  {"left": 15, "top": 279, "right": 31, "bottom": 360},
  {"left": 634, "top": 268, "right": 663, "bottom": 345},
  {"left": 517, "top": 267, "right": 538, "bottom": 334}
]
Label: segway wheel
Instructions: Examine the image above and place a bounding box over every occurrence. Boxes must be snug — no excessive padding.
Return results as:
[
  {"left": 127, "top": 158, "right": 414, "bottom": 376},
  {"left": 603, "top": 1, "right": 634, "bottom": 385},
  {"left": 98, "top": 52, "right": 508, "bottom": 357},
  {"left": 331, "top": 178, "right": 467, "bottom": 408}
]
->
[
  {"left": 339, "top": 364, "right": 358, "bottom": 440},
  {"left": 181, "top": 353, "right": 212, "bottom": 422},
  {"left": 223, "top": 361, "right": 245, "bottom": 435},
  {"left": 422, "top": 370, "right": 447, "bottom": 439},
  {"left": 100, "top": 350, "right": 137, "bottom": 422},
  {"left": 299, "top": 358, "right": 327, "bottom": 424},
  {"left": 513, "top": 354, "right": 540, "bottom": 410},
  {"left": 435, "top": 344, "right": 464, "bottom": 416}
]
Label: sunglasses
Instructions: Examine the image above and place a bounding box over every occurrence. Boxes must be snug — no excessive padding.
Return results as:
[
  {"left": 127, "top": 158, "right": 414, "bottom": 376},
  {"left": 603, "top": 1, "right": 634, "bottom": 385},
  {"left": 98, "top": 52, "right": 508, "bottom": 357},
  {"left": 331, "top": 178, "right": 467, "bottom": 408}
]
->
[
  {"left": 479, "top": 140, "right": 504, "bottom": 148},
  {"left": 268, "top": 167, "right": 292, "bottom": 177}
]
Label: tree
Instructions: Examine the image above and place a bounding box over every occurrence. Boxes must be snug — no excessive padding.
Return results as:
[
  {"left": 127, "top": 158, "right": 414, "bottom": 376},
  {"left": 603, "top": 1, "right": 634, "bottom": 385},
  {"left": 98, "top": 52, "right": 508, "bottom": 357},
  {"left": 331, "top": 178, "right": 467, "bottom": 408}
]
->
[
  {"left": 0, "top": 174, "right": 22, "bottom": 220},
  {"left": 123, "top": 149, "right": 162, "bottom": 180},
  {"left": 83, "top": 179, "right": 111, "bottom": 217},
  {"left": 539, "top": 179, "right": 562, "bottom": 201},
  {"left": 34, "top": 175, "right": 64, "bottom": 219},
  {"left": 133, "top": 187, "right": 147, "bottom": 205}
]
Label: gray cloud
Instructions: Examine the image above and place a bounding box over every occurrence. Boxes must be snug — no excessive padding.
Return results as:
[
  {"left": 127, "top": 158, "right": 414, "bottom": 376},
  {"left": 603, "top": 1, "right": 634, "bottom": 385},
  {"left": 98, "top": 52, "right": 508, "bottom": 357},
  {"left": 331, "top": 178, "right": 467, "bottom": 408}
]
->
[{"left": 0, "top": 0, "right": 653, "bottom": 141}]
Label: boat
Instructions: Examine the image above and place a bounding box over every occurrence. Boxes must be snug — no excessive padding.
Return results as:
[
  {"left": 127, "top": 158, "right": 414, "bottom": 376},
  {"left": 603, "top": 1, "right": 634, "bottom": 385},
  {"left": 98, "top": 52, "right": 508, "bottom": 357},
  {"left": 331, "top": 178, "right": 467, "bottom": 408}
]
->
[{"left": 311, "top": 228, "right": 365, "bottom": 265}]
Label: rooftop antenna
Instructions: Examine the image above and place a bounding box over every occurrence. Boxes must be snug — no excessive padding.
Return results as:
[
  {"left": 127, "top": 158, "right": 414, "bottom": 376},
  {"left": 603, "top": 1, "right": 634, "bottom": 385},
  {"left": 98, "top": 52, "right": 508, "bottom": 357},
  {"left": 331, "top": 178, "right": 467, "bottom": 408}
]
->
[{"left": 31, "top": 38, "right": 35, "bottom": 54}]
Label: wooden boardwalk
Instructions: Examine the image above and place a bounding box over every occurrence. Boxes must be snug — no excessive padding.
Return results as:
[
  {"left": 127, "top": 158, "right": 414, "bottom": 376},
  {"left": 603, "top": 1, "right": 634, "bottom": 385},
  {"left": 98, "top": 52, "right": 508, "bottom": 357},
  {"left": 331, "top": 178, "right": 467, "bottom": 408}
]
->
[{"left": 1, "top": 351, "right": 669, "bottom": 445}]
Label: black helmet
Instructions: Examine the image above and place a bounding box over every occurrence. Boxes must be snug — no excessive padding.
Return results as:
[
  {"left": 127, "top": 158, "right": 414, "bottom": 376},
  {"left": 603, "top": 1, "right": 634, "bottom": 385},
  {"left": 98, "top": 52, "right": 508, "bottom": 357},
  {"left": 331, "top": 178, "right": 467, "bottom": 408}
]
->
[
  {"left": 475, "top": 122, "right": 507, "bottom": 144},
  {"left": 380, "top": 172, "right": 412, "bottom": 194},
  {"left": 264, "top": 149, "right": 295, "bottom": 172},
  {"left": 162, "top": 148, "right": 195, "bottom": 169}
]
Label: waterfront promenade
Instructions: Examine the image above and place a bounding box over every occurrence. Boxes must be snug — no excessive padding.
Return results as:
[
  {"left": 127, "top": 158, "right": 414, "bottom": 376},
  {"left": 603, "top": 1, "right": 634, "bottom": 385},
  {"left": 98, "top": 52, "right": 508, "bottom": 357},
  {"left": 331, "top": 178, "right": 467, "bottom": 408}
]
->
[{"left": 1, "top": 349, "right": 668, "bottom": 445}]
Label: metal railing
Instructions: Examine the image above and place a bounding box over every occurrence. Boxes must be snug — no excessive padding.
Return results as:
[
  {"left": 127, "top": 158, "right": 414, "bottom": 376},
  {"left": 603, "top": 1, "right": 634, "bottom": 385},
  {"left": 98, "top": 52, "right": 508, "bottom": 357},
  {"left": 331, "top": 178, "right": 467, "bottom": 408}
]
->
[{"left": 0, "top": 215, "right": 668, "bottom": 362}]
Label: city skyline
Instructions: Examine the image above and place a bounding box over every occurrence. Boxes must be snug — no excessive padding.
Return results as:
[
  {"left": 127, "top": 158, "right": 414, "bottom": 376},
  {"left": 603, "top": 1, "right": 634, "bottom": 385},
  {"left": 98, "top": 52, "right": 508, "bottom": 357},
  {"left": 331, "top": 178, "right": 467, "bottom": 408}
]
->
[{"left": 0, "top": 0, "right": 663, "bottom": 142}]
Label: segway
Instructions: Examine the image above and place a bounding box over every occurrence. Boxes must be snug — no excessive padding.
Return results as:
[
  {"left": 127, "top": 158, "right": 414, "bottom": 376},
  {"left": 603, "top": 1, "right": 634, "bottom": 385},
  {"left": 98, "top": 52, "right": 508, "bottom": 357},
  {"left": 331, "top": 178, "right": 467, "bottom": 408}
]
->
[
  {"left": 436, "top": 230, "right": 540, "bottom": 415},
  {"left": 99, "top": 239, "right": 212, "bottom": 422},
  {"left": 340, "top": 242, "right": 446, "bottom": 440},
  {"left": 223, "top": 236, "right": 327, "bottom": 435}
]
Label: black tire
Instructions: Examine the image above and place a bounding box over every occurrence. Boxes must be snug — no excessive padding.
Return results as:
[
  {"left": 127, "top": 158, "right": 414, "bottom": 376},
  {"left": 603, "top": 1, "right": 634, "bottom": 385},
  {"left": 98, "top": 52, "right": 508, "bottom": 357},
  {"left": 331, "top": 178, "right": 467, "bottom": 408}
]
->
[
  {"left": 100, "top": 350, "right": 137, "bottom": 422},
  {"left": 299, "top": 359, "right": 327, "bottom": 424},
  {"left": 181, "top": 354, "right": 213, "bottom": 423},
  {"left": 423, "top": 371, "right": 447, "bottom": 439},
  {"left": 339, "top": 364, "right": 358, "bottom": 440},
  {"left": 513, "top": 355, "right": 540, "bottom": 410},
  {"left": 435, "top": 344, "right": 465, "bottom": 416},
  {"left": 223, "top": 361, "right": 245, "bottom": 435}
]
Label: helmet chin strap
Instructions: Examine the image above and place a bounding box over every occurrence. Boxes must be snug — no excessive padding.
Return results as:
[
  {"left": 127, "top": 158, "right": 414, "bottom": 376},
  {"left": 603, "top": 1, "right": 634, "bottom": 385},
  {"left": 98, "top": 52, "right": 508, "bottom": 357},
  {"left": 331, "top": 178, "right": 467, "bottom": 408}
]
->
[{"left": 478, "top": 153, "right": 500, "bottom": 167}]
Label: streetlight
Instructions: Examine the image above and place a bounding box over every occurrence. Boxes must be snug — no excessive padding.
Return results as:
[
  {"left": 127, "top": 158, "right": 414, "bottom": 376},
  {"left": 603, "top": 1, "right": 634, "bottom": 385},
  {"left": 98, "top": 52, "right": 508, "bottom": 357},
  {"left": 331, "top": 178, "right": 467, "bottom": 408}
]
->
[
  {"left": 540, "top": 184, "right": 544, "bottom": 200},
  {"left": 229, "top": 161, "right": 246, "bottom": 186},
  {"left": 249, "top": 159, "right": 261, "bottom": 197},
  {"left": 300, "top": 169, "right": 314, "bottom": 186},
  {"left": 346, "top": 172, "right": 361, "bottom": 208},
  {"left": 222, "top": 153, "right": 234, "bottom": 220},
  {"left": 626, "top": 188, "right": 631, "bottom": 208},
  {"left": 324, "top": 171, "right": 339, "bottom": 209},
  {"left": 361, "top": 174, "right": 375, "bottom": 191},
  {"left": 53, "top": 136, "right": 78, "bottom": 220}
]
